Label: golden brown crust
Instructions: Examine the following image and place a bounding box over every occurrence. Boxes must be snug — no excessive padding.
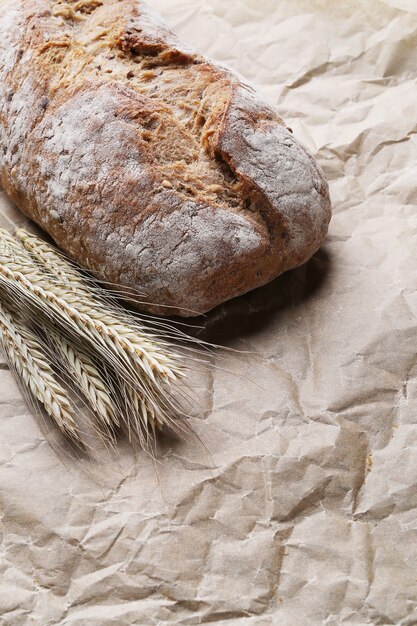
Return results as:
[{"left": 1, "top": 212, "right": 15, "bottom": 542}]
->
[{"left": 0, "top": 0, "right": 331, "bottom": 316}]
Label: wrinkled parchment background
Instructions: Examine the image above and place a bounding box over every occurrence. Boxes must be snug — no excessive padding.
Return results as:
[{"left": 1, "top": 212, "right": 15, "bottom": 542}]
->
[{"left": 1, "top": 0, "right": 417, "bottom": 624}]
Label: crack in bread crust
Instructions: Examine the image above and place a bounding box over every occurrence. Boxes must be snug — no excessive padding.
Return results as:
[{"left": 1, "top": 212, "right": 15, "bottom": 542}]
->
[{"left": 0, "top": 0, "right": 331, "bottom": 316}]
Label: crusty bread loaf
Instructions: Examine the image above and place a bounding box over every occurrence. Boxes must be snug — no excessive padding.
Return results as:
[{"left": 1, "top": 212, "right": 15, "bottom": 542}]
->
[{"left": 0, "top": 0, "right": 331, "bottom": 316}]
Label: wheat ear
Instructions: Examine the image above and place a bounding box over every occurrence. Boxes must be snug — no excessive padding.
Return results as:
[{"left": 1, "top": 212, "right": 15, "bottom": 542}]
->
[
  {"left": 0, "top": 234, "right": 171, "bottom": 380},
  {"left": 16, "top": 229, "right": 187, "bottom": 377},
  {"left": 0, "top": 230, "right": 189, "bottom": 440},
  {"left": 47, "top": 331, "right": 120, "bottom": 432},
  {"left": 0, "top": 302, "right": 79, "bottom": 441},
  {"left": 15, "top": 228, "right": 95, "bottom": 295},
  {"left": 121, "top": 381, "right": 154, "bottom": 448},
  {"left": 6, "top": 230, "right": 183, "bottom": 383}
]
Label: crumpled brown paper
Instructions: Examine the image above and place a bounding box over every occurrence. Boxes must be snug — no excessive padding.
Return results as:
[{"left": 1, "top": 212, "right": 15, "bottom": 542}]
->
[{"left": 1, "top": 0, "right": 417, "bottom": 624}]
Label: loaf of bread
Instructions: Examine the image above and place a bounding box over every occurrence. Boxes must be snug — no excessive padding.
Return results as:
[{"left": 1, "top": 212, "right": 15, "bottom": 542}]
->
[{"left": 0, "top": 0, "right": 331, "bottom": 316}]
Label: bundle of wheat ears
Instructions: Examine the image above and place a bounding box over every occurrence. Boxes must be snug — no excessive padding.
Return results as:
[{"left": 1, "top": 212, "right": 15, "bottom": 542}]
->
[{"left": 0, "top": 228, "right": 202, "bottom": 453}]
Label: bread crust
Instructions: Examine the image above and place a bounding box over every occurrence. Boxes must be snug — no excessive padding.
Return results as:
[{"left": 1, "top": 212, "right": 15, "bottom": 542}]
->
[{"left": 0, "top": 0, "right": 331, "bottom": 316}]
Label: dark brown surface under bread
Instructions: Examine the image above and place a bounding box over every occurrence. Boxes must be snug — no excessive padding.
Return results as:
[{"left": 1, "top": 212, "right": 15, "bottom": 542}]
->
[{"left": 0, "top": 0, "right": 331, "bottom": 316}]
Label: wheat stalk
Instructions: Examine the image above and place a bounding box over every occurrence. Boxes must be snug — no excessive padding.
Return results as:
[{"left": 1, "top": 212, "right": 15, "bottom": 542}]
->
[{"left": 0, "top": 301, "right": 79, "bottom": 441}]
